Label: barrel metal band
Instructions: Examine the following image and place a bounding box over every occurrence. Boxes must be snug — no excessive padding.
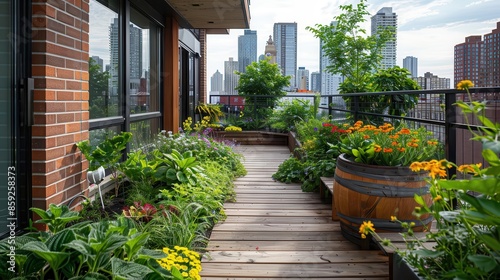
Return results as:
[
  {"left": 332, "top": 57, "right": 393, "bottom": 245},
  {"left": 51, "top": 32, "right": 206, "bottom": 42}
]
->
[
  {"left": 334, "top": 174, "right": 430, "bottom": 197},
  {"left": 337, "top": 157, "right": 428, "bottom": 182},
  {"left": 337, "top": 213, "right": 434, "bottom": 230}
]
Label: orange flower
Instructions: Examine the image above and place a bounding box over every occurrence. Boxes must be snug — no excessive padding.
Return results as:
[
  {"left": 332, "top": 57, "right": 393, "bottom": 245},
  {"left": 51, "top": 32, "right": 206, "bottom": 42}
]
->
[
  {"left": 389, "top": 135, "right": 399, "bottom": 140},
  {"left": 383, "top": 148, "right": 393, "bottom": 153},
  {"left": 363, "top": 135, "right": 370, "bottom": 139},
  {"left": 374, "top": 145, "right": 382, "bottom": 153},
  {"left": 398, "top": 147, "right": 406, "bottom": 152},
  {"left": 391, "top": 141, "right": 398, "bottom": 146},
  {"left": 457, "top": 163, "right": 482, "bottom": 174},
  {"left": 399, "top": 128, "right": 411, "bottom": 135}
]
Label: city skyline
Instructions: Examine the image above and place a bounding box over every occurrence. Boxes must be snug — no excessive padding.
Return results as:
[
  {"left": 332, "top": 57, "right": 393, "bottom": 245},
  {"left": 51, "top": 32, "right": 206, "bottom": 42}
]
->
[{"left": 207, "top": 0, "right": 500, "bottom": 93}]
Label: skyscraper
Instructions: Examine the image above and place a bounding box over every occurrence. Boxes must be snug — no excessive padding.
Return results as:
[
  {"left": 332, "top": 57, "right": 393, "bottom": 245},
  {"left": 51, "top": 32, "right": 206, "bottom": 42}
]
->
[
  {"left": 403, "top": 56, "right": 418, "bottom": 78},
  {"left": 91, "top": 55, "right": 104, "bottom": 72},
  {"left": 224, "top": 57, "right": 239, "bottom": 95},
  {"left": 264, "top": 35, "right": 277, "bottom": 64},
  {"left": 273, "top": 22, "right": 297, "bottom": 89},
  {"left": 238, "top": 29, "right": 257, "bottom": 73},
  {"left": 310, "top": 72, "right": 321, "bottom": 92},
  {"left": 454, "top": 36, "right": 483, "bottom": 86},
  {"left": 371, "top": 7, "right": 397, "bottom": 69},
  {"left": 109, "top": 18, "right": 142, "bottom": 95},
  {"left": 296, "top": 67, "right": 309, "bottom": 90},
  {"left": 210, "top": 70, "right": 223, "bottom": 92},
  {"left": 483, "top": 22, "right": 500, "bottom": 87},
  {"left": 320, "top": 22, "right": 343, "bottom": 97}
]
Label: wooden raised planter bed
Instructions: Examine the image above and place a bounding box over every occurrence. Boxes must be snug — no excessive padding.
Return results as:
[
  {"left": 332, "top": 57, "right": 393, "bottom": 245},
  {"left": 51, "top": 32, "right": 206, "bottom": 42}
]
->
[{"left": 215, "top": 131, "right": 288, "bottom": 145}]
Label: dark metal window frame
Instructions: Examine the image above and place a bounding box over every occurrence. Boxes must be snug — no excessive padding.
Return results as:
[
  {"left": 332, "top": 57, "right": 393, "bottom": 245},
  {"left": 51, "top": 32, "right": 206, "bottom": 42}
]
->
[{"left": 89, "top": 0, "right": 164, "bottom": 150}]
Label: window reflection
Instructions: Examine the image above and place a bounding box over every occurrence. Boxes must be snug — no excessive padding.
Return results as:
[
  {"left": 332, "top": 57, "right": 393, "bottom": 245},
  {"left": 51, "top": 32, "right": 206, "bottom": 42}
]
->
[
  {"left": 130, "top": 118, "right": 160, "bottom": 149},
  {"left": 129, "top": 7, "right": 160, "bottom": 114},
  {"left": 89, "top": 0, "right": 120, "bottom": 119}
]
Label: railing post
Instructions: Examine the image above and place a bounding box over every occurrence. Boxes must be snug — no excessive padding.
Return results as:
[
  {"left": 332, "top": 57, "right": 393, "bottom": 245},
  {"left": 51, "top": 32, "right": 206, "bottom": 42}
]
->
[
  {"left": 353, "top": 95, "right": 360, "bottom": 121},
  {"left": 328, "top": 95, "right": 333, "bottom": 118},
  {"left": 444, "top": 92, "right": 457, "bottom": 166}
]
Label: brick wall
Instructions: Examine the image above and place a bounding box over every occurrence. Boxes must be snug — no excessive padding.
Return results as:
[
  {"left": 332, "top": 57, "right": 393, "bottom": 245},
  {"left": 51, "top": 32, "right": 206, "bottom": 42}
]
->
[
  {"left": 199, "top": 29, "right": 207, "bottom": 104},
  {"left": 31, "top": 0, "right": 89, "bottom": 212}
]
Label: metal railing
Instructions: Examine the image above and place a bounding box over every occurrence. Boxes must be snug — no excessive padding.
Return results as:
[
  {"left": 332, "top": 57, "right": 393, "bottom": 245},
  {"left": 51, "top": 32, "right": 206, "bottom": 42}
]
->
[{"left": 209, "top": 87, "right": 500, "bottom": 167}]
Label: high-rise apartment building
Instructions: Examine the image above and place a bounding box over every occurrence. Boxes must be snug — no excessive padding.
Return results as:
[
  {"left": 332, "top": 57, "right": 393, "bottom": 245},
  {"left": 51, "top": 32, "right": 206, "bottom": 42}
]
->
[
  {"left": 484, "top": 22, "right": 500, "bottom": 87},
  {"left": 403, "top": 56, "right": 418, "bottom": 78},
  {"left": 224, "top": 57, "right": 239, "bottom": 95},
  {"left": 310, "top": 72, "right": 321, "bottom": 92},
  {"left": 320, "top": 22, "right": 343, "bottom": 98},
  {"left": 110, "top": 18, "right": 142, "bottom": 95},
  {"left": 273, "top": 22, "right": 297, "bottom": 89},
  {"left": 454, "top": 22, "right": 500, "bottom": 87},
  {"left": 91, "top": 55, "right": 104, "bottom": 72},
  {"left": 371, "top": 7, "right": 397, "bottom": 69},
  {"left": 296, "top": 67, "right": 309, "bottom": 90},
  {"left": 238, "top": 30, "right": 257, "bottom": 73},
  {"left": 417, "top": 72, "right": 450, "bottom": 90},
  {"left": 454, "top": 36, "right": 483, "bottom": 86},
  {"left": 210, "top": 70, "right": 223, "bottom": 92}
]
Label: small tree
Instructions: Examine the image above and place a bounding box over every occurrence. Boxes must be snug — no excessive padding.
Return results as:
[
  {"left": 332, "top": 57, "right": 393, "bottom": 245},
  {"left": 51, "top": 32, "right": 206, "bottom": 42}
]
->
[
  {"left": 235, "top": 59, "right": 290, "bottom": 129},
  {"left": 306, "top": 0, "right": 393, "bottom": 94}
]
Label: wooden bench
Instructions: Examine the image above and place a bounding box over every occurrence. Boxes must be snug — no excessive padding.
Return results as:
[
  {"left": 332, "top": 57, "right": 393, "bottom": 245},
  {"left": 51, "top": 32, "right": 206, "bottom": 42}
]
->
[
  {"left": 372, "top": 232, "right": 436, "bottom": 280},
  {"left": 319, "top": 177, "right": 338, "bottom": 221}
]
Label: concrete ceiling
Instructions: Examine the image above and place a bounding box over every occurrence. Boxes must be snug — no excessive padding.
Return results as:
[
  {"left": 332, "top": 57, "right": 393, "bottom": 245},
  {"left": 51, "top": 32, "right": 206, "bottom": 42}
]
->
[{"left": 165, "top": 0, "right": 250, "bottom": 34}]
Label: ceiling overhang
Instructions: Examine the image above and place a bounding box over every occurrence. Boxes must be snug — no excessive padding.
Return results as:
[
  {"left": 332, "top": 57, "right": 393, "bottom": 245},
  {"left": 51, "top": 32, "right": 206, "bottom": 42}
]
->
[{"left": 165, "top": 0, "right": 250, "bottom": 34}]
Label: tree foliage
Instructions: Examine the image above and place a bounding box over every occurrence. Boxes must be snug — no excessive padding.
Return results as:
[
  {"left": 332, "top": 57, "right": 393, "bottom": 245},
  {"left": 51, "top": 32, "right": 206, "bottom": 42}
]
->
[
  {"left": 235, "top": 59, "right": 290, "bottom": 129},
  {"left": 88, "top": 57, "right": 113, "bottom": 118},
  {"left": 306, "top": 0, "right": 393, "bottom": 93}
]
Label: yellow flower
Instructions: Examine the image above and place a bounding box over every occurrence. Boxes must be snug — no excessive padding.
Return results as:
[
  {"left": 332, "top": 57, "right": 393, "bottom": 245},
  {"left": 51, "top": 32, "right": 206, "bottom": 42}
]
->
[
  {"left": 359, "top": 221, "right": 375, "bottom": 235},
  {"left": 391, "top": 216, "right": 397, "bottom": 221},
  {"left": 433, "top": 195, "right": 443, "bottom": 202},
  {"left": 457, "top": 79, "right": 474, "bottom": 90}
]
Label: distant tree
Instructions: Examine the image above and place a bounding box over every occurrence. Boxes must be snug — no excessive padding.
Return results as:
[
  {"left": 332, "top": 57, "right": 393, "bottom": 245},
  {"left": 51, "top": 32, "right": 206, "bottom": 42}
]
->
[
  {"left": 88, "top": 57, "right": 111, "bottom": 118},
  {"left": 235, "top": 59, "right": 290, "bottom": 129}
]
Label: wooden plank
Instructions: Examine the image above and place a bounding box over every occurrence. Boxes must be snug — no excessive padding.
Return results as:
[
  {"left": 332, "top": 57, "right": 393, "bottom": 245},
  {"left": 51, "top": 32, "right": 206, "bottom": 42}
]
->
[
  {"left": 222, "top": 216, "right": 333, "bottom": 224},
  {"left": 212, "top": 223, "right": 340, "bottom": 232},
  {"left": 223, "top": 203, "right": 331, "bottom": 210},
  {"left": 223, "top": 209, "right": 331, "bottom": 216},
  {"left": 202, "top": 250, "right": 388, "bottom": 263},
  {"left": 236, "top": 193, "right": 318, "bottom": 199},
  {"left": 200, "top": 263, "right": 388, "bottom": 278},
  {"left": 208, "top": 231, "right": 346, "bottom": 241},
  {"left": 205, "top": 240, "right": 360, "bottom": 251},
  {"left": 234, "top": 198, "right": 321, "bottom": 204},
  {"left": 203, "top": 278, "right": 389, "bottom": 280}
]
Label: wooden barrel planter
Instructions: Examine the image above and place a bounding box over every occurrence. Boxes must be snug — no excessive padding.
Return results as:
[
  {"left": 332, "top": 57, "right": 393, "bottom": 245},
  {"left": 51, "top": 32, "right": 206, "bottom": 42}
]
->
[{"left": 333, "top": 154, "right": 433, "bottom": 248}]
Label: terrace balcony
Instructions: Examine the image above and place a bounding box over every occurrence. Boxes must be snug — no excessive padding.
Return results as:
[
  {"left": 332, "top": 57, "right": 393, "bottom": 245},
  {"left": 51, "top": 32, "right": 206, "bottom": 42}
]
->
[{"left": 200, "top": 87, "right": 500, "bottom": 279}]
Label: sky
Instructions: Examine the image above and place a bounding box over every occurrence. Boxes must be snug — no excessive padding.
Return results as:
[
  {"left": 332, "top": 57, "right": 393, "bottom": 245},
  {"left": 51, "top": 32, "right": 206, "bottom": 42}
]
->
[{"left": 206, "top": 0, "right": 500, "bottom": 92}]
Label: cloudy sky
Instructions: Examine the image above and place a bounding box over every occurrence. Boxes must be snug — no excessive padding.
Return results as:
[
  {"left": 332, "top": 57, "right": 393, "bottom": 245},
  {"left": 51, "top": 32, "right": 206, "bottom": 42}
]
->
[{"left": 206, "top": 0, "right": 500, "bottom": 92}]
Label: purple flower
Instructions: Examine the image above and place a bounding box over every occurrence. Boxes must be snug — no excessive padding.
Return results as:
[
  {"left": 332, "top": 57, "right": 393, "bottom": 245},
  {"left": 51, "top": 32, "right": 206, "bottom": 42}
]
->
[{"left": 314, "top": 127, "right": 318, "bottom": 132}]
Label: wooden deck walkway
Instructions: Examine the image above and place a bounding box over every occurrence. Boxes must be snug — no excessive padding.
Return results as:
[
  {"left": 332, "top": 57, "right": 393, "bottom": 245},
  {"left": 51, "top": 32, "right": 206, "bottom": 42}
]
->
[{"left": 201, "top": 145, "right": 389, "bottom": 279}]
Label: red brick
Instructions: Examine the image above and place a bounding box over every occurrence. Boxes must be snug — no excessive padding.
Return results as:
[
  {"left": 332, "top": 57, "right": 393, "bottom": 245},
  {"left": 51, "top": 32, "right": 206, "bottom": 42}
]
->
[
  {"left": 74, "top": 131, "right": 88, "bottom": 143},
  {"left": 81, "top": 1, "right": 89, "bottom": 13},
  {"left": 32, "top": 137, "right": 57, "bottom": 149},
  {"left": 56, "top": 112, "right": 75, "bottom": 123},
  {"left": 33, "top": 65, "right": 56, "bottom": 77},
  {"left": 57, "top": 175, "right": 75, "bottom": 191},
  {"left": 33, "top": 114, "right": 57, "bottom": 125},
  {"left": 33, "top": 29, "right": 56, "bottom": 42},
  {"left": 32, "top": 17, "right": 48, "bottom": 29},
  {"left": 33, "top": 54, "right": 66, "bottom": 68},
  {"left": 32, "top": 146, "right": 65, "bottom": 161},
  {"left": 32, "top": 124, "right": 66, "bottom": 137},
  {"left": 65, "top": 25, "right": 82, "bottom": 39},
  {"left": 66, "top": 122, "right": 82, "bottom": 133},
  {"left": 33, "top": 90, "right": 56, "bottom": 101},
  {"left": 65, "top": 59, "right": 83, "bottom": 69},
  {"left": 33, "top": 101, "right": 66, "bottom": 113},
  {"left": 81, "top": 42, "right": 89, "bottom": 52},
  {"left": 65, "top": 143, "right": 79, "bottom": 154},
  {"left": 32, "top": 161, "right": 56, "bottom": 173},
  {"left": 66, "top": 102, "right": 83, "bottom": 112},
  {"left": 56, "top": 134, "right": 75, "bottom": 146},
  {"left": 56, "top": 10, "right": 75, "bottom": 26},
  {"left": 47, "top": 18, "right": 66, "bottom": 33},
  {"left": 32, "top": 169, "right": 64, "bottom": 186},
  {"left": 66, "top": 80, "right": 82, "bottom": 90},
  {"left": 65, "top": 185, "right": 84, "bottom": 200},
  {"left": 65, "top": 162, "right": 83, "bottom": 177},
  {"left": 56, "top": 34, "right": 75, "bottom": 48},
  {"left": 81, "top": 91, "right": 89, "bottom": 100},
  {"left": 46, "top": 192, "right": 65, "bottom": 206},
  {"left": 49, "top": 43, "right": 82, "bottom": 60},
  {"left": 32, "top": 184, "right": 57, "bottom": 199},
  {"left": 32, "top": 41, "right": 48, "bottom": 53},
  {"left": 34, "top": 77, "right": 66, "bottom": 90},
  {"left": 81, "top": 22, "right": 89, "bottom": 33},
  {"left": 33, "top": 3, "right": 56, "bottom": 18},
  {"left": 57, "top": 91, "right": 75, "bottom": 101}
]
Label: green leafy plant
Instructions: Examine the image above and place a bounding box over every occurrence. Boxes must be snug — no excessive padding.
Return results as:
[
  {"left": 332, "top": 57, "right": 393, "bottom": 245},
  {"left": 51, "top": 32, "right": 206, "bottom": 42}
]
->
[
  {"left": 154, "top": 149, "right": 204, "bottom": 187},
  {"left": 0, "top": 207, "right": 173, "bottom": 280},
  {"left": 30, "top": 204, "right": 81, "bottom": 234},
  {"left": 267, "top": 98, "right": 318, "bottom": 132},
  {"left": 77, "top": 131, "right": 132, "bottom": 196},
  {"left": 360, "top": 80, "right": 500, "bottom": 279}
]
